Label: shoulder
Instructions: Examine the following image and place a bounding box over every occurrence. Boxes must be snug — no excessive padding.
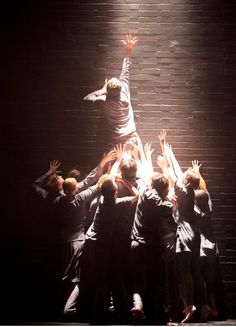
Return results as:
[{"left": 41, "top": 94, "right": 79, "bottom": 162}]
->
[
  {"left": 144, "top": 188, "right": 160, "bottom": 200},
  {"left": 162, "top": 199, "right": 173, "bottom": 208},
  {"left": 53, "top": 194, "right": 66, "bottom": 206},
  {"left": 116, "top": 196, "right": 133, "bottom": 205},
  {"left": 175, "top": 179, "right": 187, "bottom": 194}
]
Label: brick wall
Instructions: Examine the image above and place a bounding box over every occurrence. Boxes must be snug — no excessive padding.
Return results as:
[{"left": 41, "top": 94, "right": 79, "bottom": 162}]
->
[{"left": 2, "top": 0, "right": 236, "bottom": 320}]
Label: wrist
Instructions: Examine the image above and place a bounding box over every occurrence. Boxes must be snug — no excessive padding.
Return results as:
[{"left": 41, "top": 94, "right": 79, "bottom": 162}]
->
[
  {"left": 125, "top": 49, "right": 132, "bottom": 58},
  {"left": 100, "top": 90, "right": 107, "bottom": 96},
  {"left": 98, "top": 88, "right": 107, "bottom": 96}
]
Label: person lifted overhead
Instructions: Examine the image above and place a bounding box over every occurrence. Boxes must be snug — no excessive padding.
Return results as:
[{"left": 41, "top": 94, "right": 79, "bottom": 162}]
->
[{"left": 83, "top": 34, "right": 141, "bottom": 148}]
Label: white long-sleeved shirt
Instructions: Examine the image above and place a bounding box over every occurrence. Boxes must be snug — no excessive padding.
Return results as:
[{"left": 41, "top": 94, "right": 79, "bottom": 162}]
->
[{"left": 84, "top": 58, "right": 136, "bottom": 143}]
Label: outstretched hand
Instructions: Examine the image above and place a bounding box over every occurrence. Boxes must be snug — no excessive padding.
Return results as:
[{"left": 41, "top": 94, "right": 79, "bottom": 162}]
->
[
  {"left": 158, "top": 130, "right": 167, "bottom": 149},
  {"left": 114, "top": 143, "right": 125, "bottom": 162},
  {"left": 144, "top": 142, "right": 154, "bottom": 158},
  {"left": 192, "top": 160, "right": 202, "bottom": 174},
  {"left": 100, "top": 149, "right": 117, "bottom": 167},
  {"left": 121, "top": 34, "right": 138, "bottom": 57},
  {"left": 48, "top": 160, "right": 61, "bottom": 175}
]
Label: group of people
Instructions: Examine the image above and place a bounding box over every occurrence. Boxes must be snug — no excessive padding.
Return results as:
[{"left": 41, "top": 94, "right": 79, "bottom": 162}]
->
[{"left": 32, "top": 35, "right": 223, "bottom": 325}]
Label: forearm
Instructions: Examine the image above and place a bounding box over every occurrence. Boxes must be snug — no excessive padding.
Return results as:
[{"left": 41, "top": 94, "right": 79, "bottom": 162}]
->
[
  {"left": 77, "top": 166, "right": 102, "bottom": 192},
  {"left": 76, "top": 185, "right": 98, "bottom": 204},
  {"left": 164, "top": 144, "right": 183, "bottom": 179},
  {"left": 32, "top": 172, "right": 50, "bottom": 198},
  {"left": 159, "top": 163, "right": 168, "bottom": 179},
  {"left": 83, "top": 89, "right": 106, "bottom": 102},
  {"left": 198, "top": 173, "right": 207, "bottom": 192},
  {"left": 119, "top": 58, "right": 131, "bottom": 84},
  {"left": 166, "top": 166, "right": 176, "bottom": 188},
  {"left": 145, "top": 153, "right": 154, "bottom": 175},
  {"left": 109, "top": 160, "right": 121, "bottom": 176},
  {"left": 160, "top": 151, "right": 177, "bottom": 187}
]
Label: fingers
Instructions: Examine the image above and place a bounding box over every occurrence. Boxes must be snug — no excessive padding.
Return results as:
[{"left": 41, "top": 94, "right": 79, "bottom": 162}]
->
[
  {"left": 192, "top": 159, "right": 202, "bottom": 168},
  {"left": 121, "top": 34, "right": 138, "bottom": 46},
  {"left": 108, "top": 149, "right": 116, "bottom": 159},
  {"left": 158, "top": 130, "right": 166, "bottom": 144},
  {"left": 50, "top": 160, "right": 61, "bottom": 169},
  {"left": 144, "top": 142, "right": 154, "bottom": 156},
  {"left": 114, "top": 143, "right": 125, "bottom": 153}
]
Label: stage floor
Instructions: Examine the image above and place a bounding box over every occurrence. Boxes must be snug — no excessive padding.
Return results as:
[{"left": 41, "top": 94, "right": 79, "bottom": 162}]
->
[{"left": 6, "top": 319, "right": 236, "bottom": 326}]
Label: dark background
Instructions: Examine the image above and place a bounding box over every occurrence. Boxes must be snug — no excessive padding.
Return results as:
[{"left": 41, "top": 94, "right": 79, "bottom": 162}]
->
[{"left": 1, "top": 0, "right": 236, "bottom": 322}]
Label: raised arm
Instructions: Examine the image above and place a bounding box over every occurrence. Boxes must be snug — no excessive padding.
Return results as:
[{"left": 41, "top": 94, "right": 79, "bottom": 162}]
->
[
  {"left": 157, "top": 155, "right": 168, "bottom": 179},
  {"left": 32, "top": 160, "right": 61, "bottom": 198},
  {"left": 109, "top": 144, "right": 125, "bottom": 176},
  {"left": 119, "top": 35, "right": 137, "bottom": 88},
  {"left": 83, "top": 79, "right": 107, "bottom": 102},
  {"left": 165, "top": 143, "right": 183, "bottom": 180},
  {"left": 159, "top": 130, "right": 183, "bottom": 179},
  {"left": 77, "top": 149, "right": 116, "bottom": 192},
  {"left": 158, "top": 131, "right": 179, "bottom": 187},
  {"left": 137, "top": 142, "right": 154, "bottom": 184},
  {"left": 143, "top": 142, "right": 154, "bottom": 175},
  {"left": 191, "top": 160, "right": 207, "bottom": 192}
]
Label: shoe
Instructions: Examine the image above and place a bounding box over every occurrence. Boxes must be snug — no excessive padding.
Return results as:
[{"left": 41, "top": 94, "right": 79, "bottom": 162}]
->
[{"left": 181, "top": 305, "right": 196, "bottom": 323}]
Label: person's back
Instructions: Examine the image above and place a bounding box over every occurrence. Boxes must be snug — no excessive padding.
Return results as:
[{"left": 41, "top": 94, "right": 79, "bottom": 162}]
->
[
  {"left": 131, "top": 173, "right": 172, "bottom": 325},
  {"left": 195, "top": 189, "right": 216, "bottom": 251},
  {"left": 174, "top": 169, "right": 199, "bottom": 224},
  {"left": 83, "top": 35, "right": 139, "bottom": 146},
  {"left": 79, "top": 177, "right": 137, "bottom": 324},
  {"left": 132, "top": 174, "right": 173, "bottom": 247},
  {"left": 53, "top": 195, "right": 86, "bottom": 243},
  {"left": 195, "top": 189, "right": 222, "bottom": 319},
  {"left": 102, "top": 69, "right": 136, "bottom": 143},
  {"left": 32, "top": 165, "right": 64, "bottom": 241},
  {"left": 48, "top": 178, "right": 98, "bottom": 318}
]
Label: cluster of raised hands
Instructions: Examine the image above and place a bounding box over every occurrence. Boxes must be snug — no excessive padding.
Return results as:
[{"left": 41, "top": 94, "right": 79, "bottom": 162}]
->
[{"left": 48, "top": 129, "right": 204, "bottom": 194}]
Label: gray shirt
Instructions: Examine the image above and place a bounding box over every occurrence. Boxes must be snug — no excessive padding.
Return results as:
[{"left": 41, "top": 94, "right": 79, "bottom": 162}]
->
[{"left": 84, "top": 58, "right": 136, "bottom": 143}]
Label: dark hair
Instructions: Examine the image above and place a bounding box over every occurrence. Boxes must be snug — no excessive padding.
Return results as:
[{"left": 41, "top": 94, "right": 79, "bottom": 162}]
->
[
  {"left": 195, "top": 189, "right": 210, "bottom": 213},
  {"left": 66, "top": 168, "right": 82, "bottom": 182},
  {"left": 151, "top": 173, "right": 169, "bottom": 199},
  {"left": 185, "top": 169, "right": 200, "bottom": 189},
  {"left": 47, "top": 174, "right": 59, "bottom": 190},
  {"left": 101, "top": 178, "right": 117, "bottom": 200}
]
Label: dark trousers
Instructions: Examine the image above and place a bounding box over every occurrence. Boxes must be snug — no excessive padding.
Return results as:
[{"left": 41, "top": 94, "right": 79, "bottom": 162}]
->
[
  {"left": 176, "top": 249, "right": 207, "bottom": 308},
  {"left": 130, "top": 241, "right": 167, "bottom": 324}
]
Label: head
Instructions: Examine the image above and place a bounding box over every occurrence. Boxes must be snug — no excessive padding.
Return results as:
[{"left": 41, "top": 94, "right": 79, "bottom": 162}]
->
[
  {"left": 106, "top": 78, "right": 122, "bottom": 98},
  {"left": 100, "top": 177, "right": 117, "bottom": 201},
  {"left": 66, "top": 168, "right": 82, "bottom": 182},
  {"left": 63, "top": 177, "right": 78, "bottom": 197},
  {"left": 47, "top": 174, "right": 64, "bottom": 191},
  {"left": 182, "top": 168, "right": 200, "bottom": 190},
  {"left": 120, "top": 158, "right": 137, "bottom": 185},
  {"left": 195, "top": 189, "right": 210, "bottom": 214},
  {"left": 151, "top": 173, "right": 169, "bottom": 199},
  {"left": 97, "top": 174, "right": 112, "bottom": 191}
]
